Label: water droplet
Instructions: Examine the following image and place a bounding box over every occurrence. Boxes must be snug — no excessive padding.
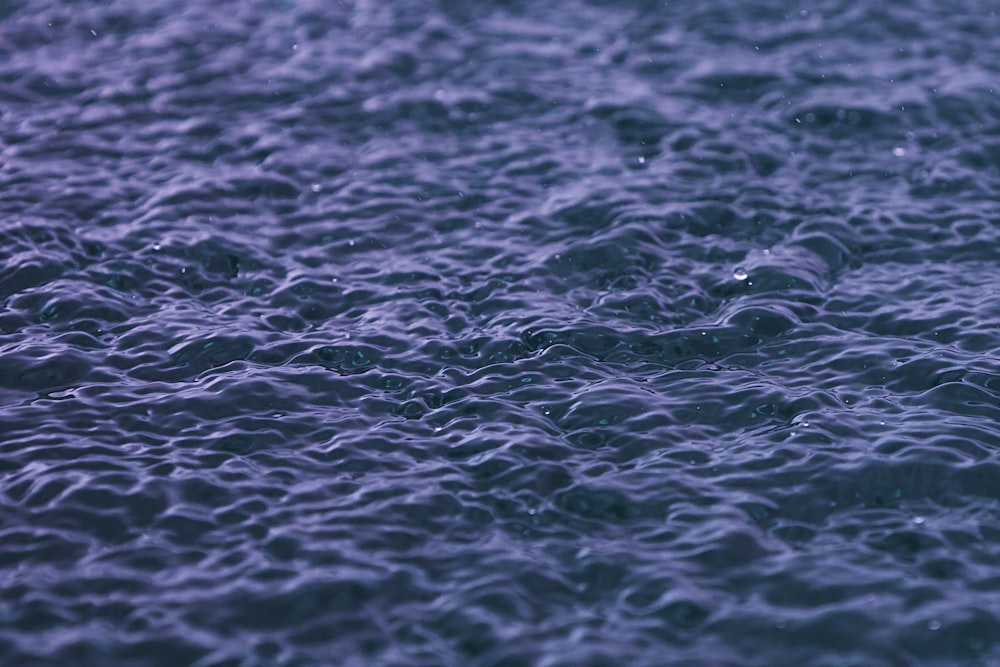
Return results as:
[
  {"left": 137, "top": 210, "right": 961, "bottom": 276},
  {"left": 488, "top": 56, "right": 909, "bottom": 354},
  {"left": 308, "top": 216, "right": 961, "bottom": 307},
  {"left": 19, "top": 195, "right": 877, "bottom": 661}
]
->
[
  {"left": 928, "top": 619, "right": 941, "bottom": 631},
  {"left": 733, "top": 267, "right": 748, "bottom": 280},
  {"left": 637, "top": 156, "right": 646, "bottom": 164},
  {"left": 310, "top": 183, "right": 321, "bottom": 192},
  {"left": 892, "top": 146, "right": 906, "bottom": 157},
  {"left": 913, "top": 516, "right": 925, "bottom": 525}
]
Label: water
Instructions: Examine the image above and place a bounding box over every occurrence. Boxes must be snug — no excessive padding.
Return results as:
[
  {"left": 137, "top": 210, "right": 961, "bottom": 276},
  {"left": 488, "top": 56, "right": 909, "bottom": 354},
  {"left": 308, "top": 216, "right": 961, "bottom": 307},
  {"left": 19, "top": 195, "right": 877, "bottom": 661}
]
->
[{"left": 1, "top": 1, "right": 999, "bottom": 665}]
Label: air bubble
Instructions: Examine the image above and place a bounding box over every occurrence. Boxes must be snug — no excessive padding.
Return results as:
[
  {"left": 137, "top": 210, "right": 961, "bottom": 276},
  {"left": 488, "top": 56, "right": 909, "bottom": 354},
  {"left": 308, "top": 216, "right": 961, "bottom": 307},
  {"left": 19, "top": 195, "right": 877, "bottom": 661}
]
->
[{"left": 733, "top": 267, "right": 748, "bottom": 280}]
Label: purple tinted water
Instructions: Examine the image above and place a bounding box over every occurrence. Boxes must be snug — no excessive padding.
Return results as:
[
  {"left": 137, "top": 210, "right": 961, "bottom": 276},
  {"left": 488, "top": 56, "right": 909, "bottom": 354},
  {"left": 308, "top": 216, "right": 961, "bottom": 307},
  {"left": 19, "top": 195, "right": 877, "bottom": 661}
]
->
[{"left": 1, "top": 0, "right": 1000, "bottom": 664}]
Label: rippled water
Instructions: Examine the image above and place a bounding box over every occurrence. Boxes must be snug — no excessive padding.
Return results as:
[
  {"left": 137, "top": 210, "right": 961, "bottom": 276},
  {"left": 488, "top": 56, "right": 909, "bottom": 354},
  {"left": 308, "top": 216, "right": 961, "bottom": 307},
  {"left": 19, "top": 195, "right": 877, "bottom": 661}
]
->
[{"left": 2, "top": 0, "right": 1000, "bottom": 664}]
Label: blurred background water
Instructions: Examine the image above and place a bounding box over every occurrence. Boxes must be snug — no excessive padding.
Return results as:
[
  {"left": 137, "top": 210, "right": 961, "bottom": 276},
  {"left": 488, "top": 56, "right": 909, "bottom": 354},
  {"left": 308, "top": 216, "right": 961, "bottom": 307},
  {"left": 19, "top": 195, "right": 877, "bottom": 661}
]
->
[{"left": 1, "top": 0, "right": 999, "bottom": 665}]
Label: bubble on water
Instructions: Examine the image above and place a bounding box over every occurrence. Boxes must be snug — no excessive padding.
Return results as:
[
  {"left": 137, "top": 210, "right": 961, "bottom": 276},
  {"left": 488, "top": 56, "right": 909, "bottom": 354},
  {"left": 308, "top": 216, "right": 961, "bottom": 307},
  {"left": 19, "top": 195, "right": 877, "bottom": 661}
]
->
[
  {"left": 928, "top": 619, "right": 942, "bottom": 631},
  {"left": 913, "top": 516, "right": 925, "bottom": 525},
  {"left": 892, "top": 146, "right": 906, "bottom": 157},
  {"left": 733, "top": 267, "right": 748, "bottom": 280}
]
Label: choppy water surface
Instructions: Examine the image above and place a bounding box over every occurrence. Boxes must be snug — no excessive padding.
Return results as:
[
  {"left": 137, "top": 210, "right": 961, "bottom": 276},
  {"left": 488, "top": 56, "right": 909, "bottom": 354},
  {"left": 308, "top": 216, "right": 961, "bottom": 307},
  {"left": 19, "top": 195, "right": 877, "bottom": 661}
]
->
[{"left": 2, "top": 0, "right": 1000, "bottom": 664}]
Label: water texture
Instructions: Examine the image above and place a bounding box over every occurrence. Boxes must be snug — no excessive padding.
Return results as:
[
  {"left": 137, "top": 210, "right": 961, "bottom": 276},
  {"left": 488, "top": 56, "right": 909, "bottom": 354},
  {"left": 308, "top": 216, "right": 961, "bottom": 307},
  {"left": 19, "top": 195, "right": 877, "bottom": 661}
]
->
[{"left": 2, "top": 0, "right": 1000, "bottom": 664}]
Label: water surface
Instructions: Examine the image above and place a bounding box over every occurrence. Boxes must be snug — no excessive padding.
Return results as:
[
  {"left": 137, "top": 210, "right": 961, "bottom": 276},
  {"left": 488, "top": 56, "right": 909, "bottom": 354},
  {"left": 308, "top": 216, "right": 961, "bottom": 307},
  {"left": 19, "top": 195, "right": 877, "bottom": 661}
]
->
[{"left": 2, "top": 1, "right": 1000, "bottom": 665}]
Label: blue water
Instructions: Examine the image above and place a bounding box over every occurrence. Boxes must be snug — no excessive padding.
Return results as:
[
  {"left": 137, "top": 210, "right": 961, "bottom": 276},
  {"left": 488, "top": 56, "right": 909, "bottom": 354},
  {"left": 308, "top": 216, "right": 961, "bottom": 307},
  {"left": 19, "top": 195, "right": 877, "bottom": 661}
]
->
[{"left": 2, "top": 1, "right": 1000, "bottom": 665}]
